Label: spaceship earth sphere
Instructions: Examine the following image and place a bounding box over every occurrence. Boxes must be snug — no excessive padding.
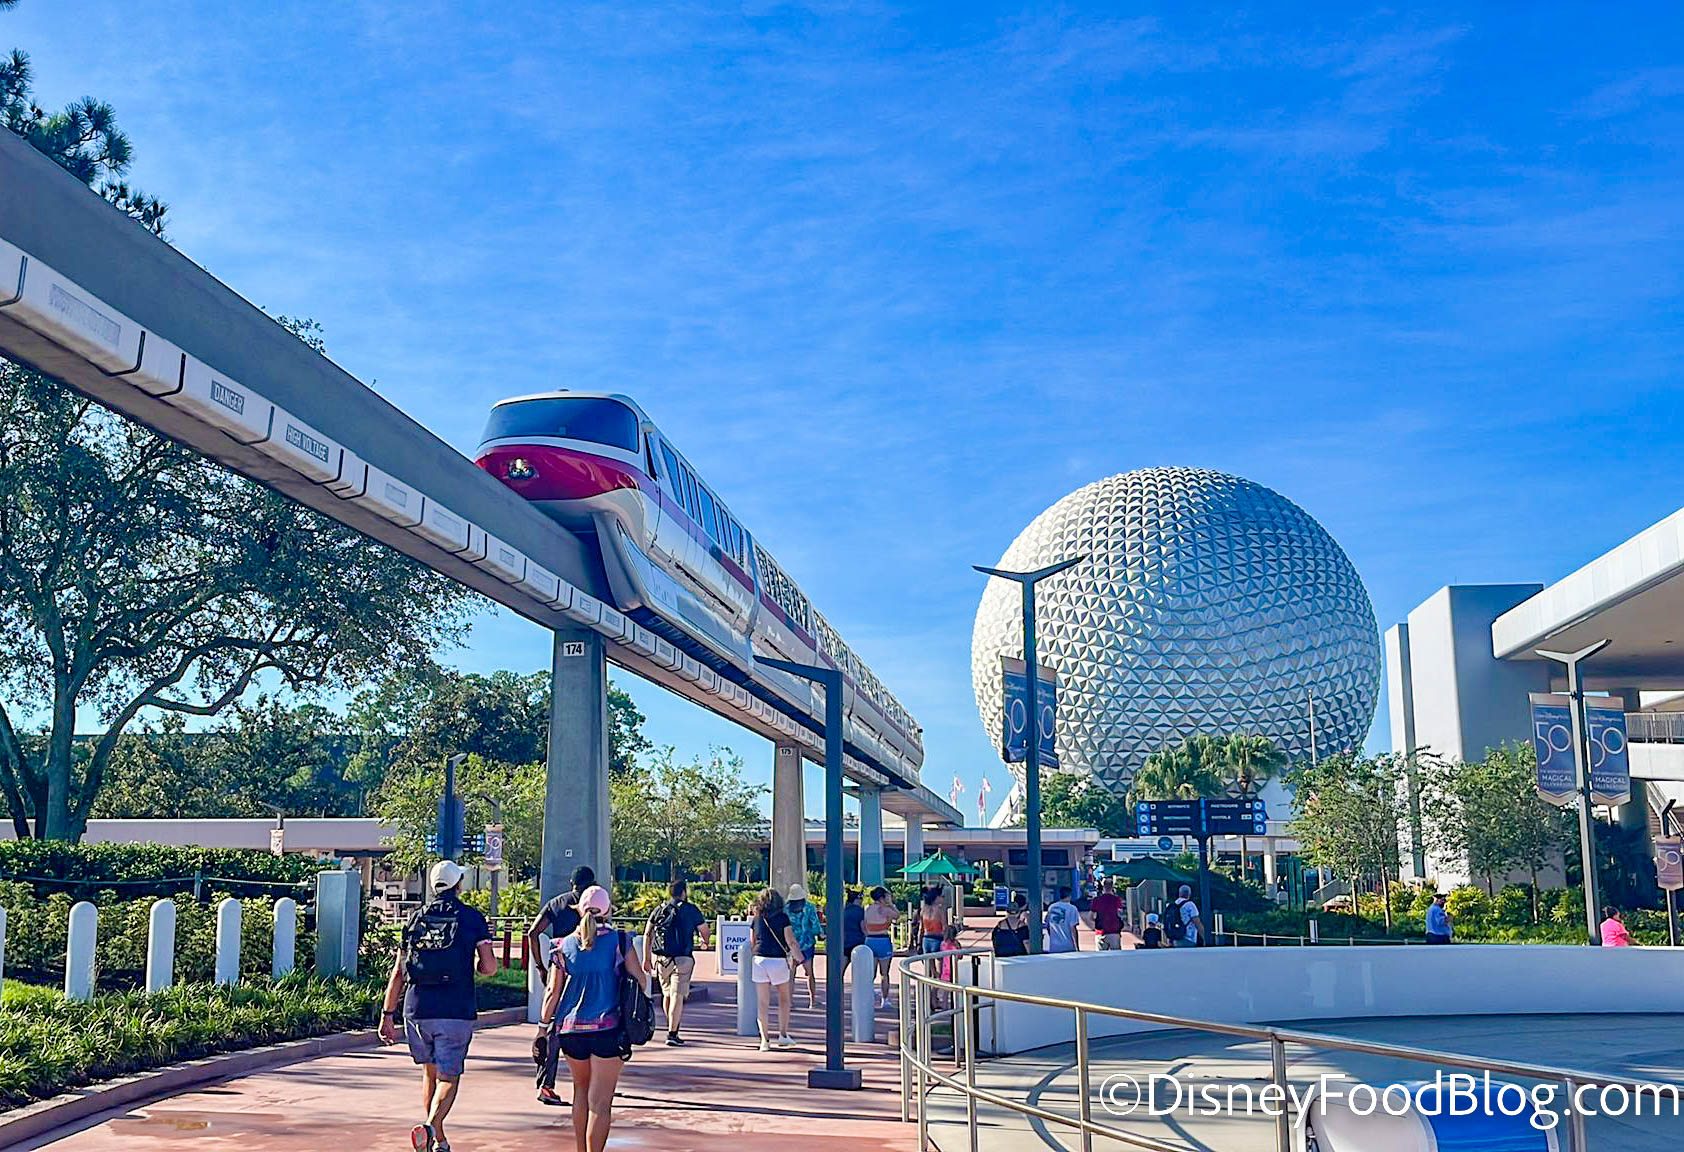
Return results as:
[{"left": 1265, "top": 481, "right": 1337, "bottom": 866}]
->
[{"left": 971, "top": 467, "right": 1382, "bottom": 789}]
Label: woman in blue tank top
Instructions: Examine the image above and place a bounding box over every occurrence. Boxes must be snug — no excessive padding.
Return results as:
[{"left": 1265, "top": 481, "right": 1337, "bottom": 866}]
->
[{"left": 539, "top": 886, "right": 647, "bottom": 1152}]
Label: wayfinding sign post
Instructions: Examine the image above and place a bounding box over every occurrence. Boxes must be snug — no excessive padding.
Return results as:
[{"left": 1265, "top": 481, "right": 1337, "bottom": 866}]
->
[{"left": 1135, "top": 798, "right": 1267, "bottom": 942}]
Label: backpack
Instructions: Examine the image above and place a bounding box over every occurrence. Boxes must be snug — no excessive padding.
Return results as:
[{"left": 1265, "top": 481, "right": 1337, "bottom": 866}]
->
[
  {"left": 992, "top": 922, "right": 1027, "bottom": 957},
  {"left": 1164, "top": 899, "right": 1188, "bottom": 942},
  {"left": 649, "top": 900, "right": 686, "bottom": 958},
  {"left": 616, "top": 931, "right": 656, "bottom": 1046},
  {"left": 403, "top": 899, "right": 462, "bottom": 987}
]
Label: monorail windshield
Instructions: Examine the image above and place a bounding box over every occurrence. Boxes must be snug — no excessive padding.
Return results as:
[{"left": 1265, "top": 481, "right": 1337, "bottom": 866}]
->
[{"left": 482, "top": 397, "right": 640, "bottom": 453}]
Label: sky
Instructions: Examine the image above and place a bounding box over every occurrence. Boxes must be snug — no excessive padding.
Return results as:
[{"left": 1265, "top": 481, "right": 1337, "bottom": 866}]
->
[{"left": 8, "top": 3, "right": 1684, "bottom": 822}]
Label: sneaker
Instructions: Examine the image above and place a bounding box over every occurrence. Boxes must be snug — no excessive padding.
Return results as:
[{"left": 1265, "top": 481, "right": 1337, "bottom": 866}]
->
[
  {"left": 777, "top": 1034, "right": 797, "bottom": 1048},
  {"left": 758, "top": 1039, "right": 771, "bottom": 1052},
  {"left": 436, "top": 1142, "right": 451, "bottom": 1152},
  {"left": 536, "top": 1089, "right": 565, "bottom": 1106},
  {"left": 409, "top": 1125, "right": 434, "bottom": 1152},
  {"left": 665, "top": 1034, "right": 681, "bottom": 1047}
]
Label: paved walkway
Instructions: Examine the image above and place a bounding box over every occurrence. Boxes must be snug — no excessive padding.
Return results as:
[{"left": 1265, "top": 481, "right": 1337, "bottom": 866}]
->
[{"left": 27, "top": 966, "right": 917, "bottom": 1152}]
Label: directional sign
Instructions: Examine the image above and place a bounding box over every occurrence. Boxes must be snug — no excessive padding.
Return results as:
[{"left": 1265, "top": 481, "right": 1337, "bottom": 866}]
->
[
  {"left": 1656, "top": 837, "right": 1684, "bottom": 892},
  {"left": 1204, "top": 798, "right": 1269, "bottom": 836},
  {"left": 1135, "top": 800, "right": 1200, "bottom": 836},
  {"left": 994, "top": 885, "right": 1009, "bottom": 911},
  {"left": 1586, "top": 701, "right": 1631, "bottom": 807},
  {"left": 1001, "top": 656, "right": 1058, "bottom": 767},
  {"left": 1530, "top": 694, "right": 1577, "bottom": 806}
]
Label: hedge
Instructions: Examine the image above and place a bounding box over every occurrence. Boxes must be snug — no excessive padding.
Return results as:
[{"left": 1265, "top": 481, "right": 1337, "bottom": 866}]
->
[{"left": 0, "top": 842, "right": 335, "bottom": 902}]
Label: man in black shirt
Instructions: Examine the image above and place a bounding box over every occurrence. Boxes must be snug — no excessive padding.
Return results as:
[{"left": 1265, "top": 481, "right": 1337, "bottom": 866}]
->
[
  {"left": 643, "top": 878, "right": 711, "bottom": 1045},
  {"left": 379, "top": 860, "right": 496, "bottom": 1152},
  {"left": 526, "top": 865, "right": 594, "bottom": 988}
]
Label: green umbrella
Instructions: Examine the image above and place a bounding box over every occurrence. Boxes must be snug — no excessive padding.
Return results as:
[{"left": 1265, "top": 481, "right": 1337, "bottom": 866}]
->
[
  {"left": 898, "top": 850, "right": 979, "bottom": 877},
  {"left": 1109, "top": 857, "right": 1190, "bottom": 884}
]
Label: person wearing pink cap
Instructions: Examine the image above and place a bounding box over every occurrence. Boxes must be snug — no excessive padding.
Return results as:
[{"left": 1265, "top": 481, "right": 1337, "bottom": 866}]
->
[{"left": 539, "top": 885, "right": 647, "bottom": 1152}]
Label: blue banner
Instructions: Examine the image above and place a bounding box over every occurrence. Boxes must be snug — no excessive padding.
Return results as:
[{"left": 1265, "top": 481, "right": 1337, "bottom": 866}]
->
[
  {"left": 1530, "top": 695, "right": 1576, "bottom": 805},
  {"left": 1586, "top": 701, "right": 1631, "bottom": 806},
  {"left": 1002, "top": 657, "right": 1058, "bottom": 767}
]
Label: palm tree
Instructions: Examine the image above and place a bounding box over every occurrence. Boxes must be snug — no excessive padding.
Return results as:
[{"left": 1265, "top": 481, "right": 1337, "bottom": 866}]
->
[
  {"left": 1133, "top": 734, "right": 1231, "bottom": 801},
  {"left": 1219, "top": 734, "right": 1287, "bottom": 879}
]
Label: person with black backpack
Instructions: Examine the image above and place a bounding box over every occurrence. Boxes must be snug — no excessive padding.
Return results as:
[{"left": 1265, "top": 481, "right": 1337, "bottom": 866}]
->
[
  {"left": 378, "top": 860, "right": 496, "bottom": 1152},
  {"left": 539, "top": 885, "right": 649, "bottom": 1152},
  {"left": 1167, "top": 884, "right": 1203, "bottom": 948},
  {"left": 642, "top": 878, "right": 710, "bottom": 1046}
]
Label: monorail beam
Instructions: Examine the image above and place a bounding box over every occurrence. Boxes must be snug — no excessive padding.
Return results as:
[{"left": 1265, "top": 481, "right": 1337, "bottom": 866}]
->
[
  {"left": 770, "top": 741, "right": 806, "bottom": 895},
  {"left": 542, "top": 628, "right": 611, "bottom": 904}
]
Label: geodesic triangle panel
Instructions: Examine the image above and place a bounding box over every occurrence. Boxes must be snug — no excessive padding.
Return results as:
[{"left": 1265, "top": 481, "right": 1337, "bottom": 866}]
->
[{"left": 972, "top": 467, "right": 1382, "bottom": 792}]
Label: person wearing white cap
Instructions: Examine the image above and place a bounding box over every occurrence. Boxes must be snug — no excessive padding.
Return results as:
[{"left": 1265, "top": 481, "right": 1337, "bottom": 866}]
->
[
  {"left": 379, "top": 860, "right": 497, "bottom": 1152},
  {"left": 784, "top": 883, "right": 823, "bottom": 1010}
]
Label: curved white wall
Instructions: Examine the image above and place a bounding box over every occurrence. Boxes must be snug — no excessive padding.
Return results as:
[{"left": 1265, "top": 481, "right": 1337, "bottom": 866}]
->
[{"left": 980, "top": 946, "right": 1684, "bottom": 1055}]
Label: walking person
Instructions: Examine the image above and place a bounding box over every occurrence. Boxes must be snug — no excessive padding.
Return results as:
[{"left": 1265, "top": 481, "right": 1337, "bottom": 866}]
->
[
  {"left": 1090, "top": 877, "right": 1124, "bottom": 950},
  {"left": 841, "top": 888, "right": 867, "bottom": 968},
  {"left": 643, "top": 879, "right": 710, "bottom": 1046},
  {"left": 863, "top": 885, "right": 900, "bottom": 1008},
  {"left": 538, "top": 885, "right": 647, "bottom": 1152},
  {"left": 918, "top": 886, "right": 949, "bottom": 957},
  {"left": 532, "top": 865, "right": 597, "bottom": 1106},
  {"left": 378, "top": 860, "right": 497, "bottom": 1152},
  {"left": 785, "top": 883, "right": 823, "bottom": 1009},
  {"left": 1425, "top": 892, "right": 1453, "bottom": 945},
  {"left": 1168, "top": 884, "right": 1203, "bottom": 948},
  {"left": 992, "top": 894, "right": 1028, "bottom": 956},
  {"left": 1140, "top": 912, "right": 1164, "bottom": 949},
  {"left": 1045, "top": 886, "right": 1082, "bottom": 953},
  {"left": 749, "top": 887, "right": 804, "bottom": 1050},
  {"left": 1600, "top": 905, "right": 1633, "bottom": 947}
]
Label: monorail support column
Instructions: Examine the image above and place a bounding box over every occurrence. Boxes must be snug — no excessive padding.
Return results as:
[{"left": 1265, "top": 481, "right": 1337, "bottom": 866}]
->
[
  {"left": 857, "top": 786, "right": 885, "bottom": 887},
  {"left": 904, "top": 813, "right": 925, "bottom": 863},
  {"left": 541, "top": 627, "right": 611, "bottom": 903},
  {"left": 770, "top": 742, "right": 806, "bottom": 896}
]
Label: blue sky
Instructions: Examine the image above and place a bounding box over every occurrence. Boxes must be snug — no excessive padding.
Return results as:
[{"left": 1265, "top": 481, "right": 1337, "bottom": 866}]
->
[{"left": 10, "top": 4, "right": 1684, "bottom": 821}]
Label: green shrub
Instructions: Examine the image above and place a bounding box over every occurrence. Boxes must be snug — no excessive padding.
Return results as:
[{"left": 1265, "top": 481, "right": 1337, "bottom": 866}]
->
[
  {"left": 1444, "top": 886, "right": 1488, "bottom": 923},
  {"left": 1407, "top": 886, "right": 1438, "bottom": 917},
  {"left": 1490, "top": 885, "right": 1533, "bottom": 926},
  {"left": 0, "top": 842, "right": 334, "bottom": 902}
]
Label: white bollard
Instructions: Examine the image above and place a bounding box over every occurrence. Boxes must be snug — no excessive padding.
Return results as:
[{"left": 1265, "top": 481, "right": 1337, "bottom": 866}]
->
[
  {"left": 65, "top": 901, "right": 97, "bottom": 1002},
  {"left": 146, "top": 899, "right": 176, "bottom": 993},
  {"left": 736, "top": 939, "right": 757, "bottom": 1037},
  {"left": 214, "top": 897, "right": 242, "bottom": 986},
  {"left": 0, "top": 906, "right": 8, "bottom": 989},
  {"left": 272, "top": 897, "right": 297, "bottom": 978},
  {"left": 1308, "top": 918, "right": 1319, "bottom": 945},
  {"left": 850, "top": 944, "right": 876, "bottom": 1043}
]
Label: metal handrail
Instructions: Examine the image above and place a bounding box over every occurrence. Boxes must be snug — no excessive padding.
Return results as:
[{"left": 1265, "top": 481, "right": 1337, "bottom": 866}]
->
[{"left": 896, "top": 947, "right": 1675, "bottom": 1152}]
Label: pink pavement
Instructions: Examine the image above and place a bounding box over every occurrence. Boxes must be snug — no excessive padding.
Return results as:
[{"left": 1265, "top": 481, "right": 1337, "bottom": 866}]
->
[{"left": 34, "top": 966, "right": 917, "bottom": 1152}]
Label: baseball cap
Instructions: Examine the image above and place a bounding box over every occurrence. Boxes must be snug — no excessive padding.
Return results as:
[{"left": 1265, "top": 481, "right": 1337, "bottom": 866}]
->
[
  {"left": 788, "top": 883, "right": 809, "bottom": 902},
  {"left": 429, "top": 859, "right": 464, "bottom": 893},
  {"left": 1146, "top": 912, "right": 1160, "bottom": 924},
  {"left": 578, "top": 885, "right": 611, "bottom": 916}
]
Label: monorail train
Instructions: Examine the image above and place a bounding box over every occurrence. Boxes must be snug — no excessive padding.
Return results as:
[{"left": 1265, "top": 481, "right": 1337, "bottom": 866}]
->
[{"left": 474, "top": 391, "right": 923, "bottom": 770}]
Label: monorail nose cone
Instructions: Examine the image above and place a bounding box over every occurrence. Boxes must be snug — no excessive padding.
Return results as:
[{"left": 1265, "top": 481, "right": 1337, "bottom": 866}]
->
[{"left": 505, "top": 457, "right": 536, "bottom": 480}]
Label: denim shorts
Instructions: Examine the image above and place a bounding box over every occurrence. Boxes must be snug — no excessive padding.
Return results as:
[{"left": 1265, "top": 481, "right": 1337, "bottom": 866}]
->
[
  {"left": 866, "top": 935, "right": 893, "bottom": 960},
  {"left": 405, "top": 1016, "right": 476, "bottom": 1078}
]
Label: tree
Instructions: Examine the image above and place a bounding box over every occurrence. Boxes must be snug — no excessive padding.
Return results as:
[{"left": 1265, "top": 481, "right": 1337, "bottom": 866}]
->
[
  {"left": 0, "top": 370, "right": 475, "bottom": 840},
  {"left": 376, "top": 754, "right": 547, "bottom": 880},
  {"left": 1421, "top": 743, "right": 1575, "bottom": 914},
  {"left": 610, "top": 747, "right": 763, "bottom": 880},
  {"left": 1287, "top": 753, "right": 1408, "bottom": 930},
  {"left": 1133, "top": 734, "right": 1233, "bottom": 801},
  {"left": 1010, "top": 770, "right": 1134, "bottom": 836}
]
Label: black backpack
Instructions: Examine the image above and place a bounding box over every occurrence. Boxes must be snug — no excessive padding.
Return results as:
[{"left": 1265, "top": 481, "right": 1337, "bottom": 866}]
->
[
  {"left": 1165, "top": 899, "right": 1188, "bottom": 942},
  {"left": 403, "top": 899, "right": 463, "bottom": 986},
  {"left": 616, "top": 931, "right": 656, "bottom": 1046},
  {"left": 649, "top": 900, "right": 686, "bottom": 957}
]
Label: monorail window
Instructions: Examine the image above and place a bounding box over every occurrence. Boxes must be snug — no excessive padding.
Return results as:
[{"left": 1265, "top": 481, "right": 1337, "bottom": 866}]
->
[
  {"left": 659, "top": 444, "right": 682, "bottom": 494},
  {"left": 698, "top": 487, "right": 720, "bottom": 543},
  {"left": 481, "top": 397, "right": 640, "bottom": 452}
]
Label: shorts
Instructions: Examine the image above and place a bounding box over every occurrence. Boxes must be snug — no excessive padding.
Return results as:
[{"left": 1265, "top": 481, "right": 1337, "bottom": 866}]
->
[
  {"left": 792, "top": 944, "right": 818, "bottom": 968},
  {"left": 751, "top": 956, "right": 791, "bottom": 984},
  {"left": 1172, "top": 937, "right": 1198, "bottom": 948},
  {"left": 919, "top": 936, "right": 944, "bottom": 955},
  {"left": 655, "top": 954, "right": 695, "bottom": 1001},
  {"left": 1098, "top": 933, "right": 1122, "bottom": 951},
  {"left": 866, "top": 936, "right": 893, "bottom": 961},
  {"left": 556, "top": 1028, "right": 628, "bottom": 1062},
  {"left": 405, "top": 1016, "right": 476, "bottom": 1078}
]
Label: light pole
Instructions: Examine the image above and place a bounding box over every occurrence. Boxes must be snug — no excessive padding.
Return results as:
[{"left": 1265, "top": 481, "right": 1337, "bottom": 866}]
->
[
  {"left": 974, "top": 556, "right": 1084, "bottom": 954},
  {"left": 439, "top": 752, "right": 467, "bottom": 861},
  {"left": 1537, "top": 640, "right": 1611, "bottom": 946},
  {"left": 757, "top": 656, "right": 858, "bottom": 1090}
]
